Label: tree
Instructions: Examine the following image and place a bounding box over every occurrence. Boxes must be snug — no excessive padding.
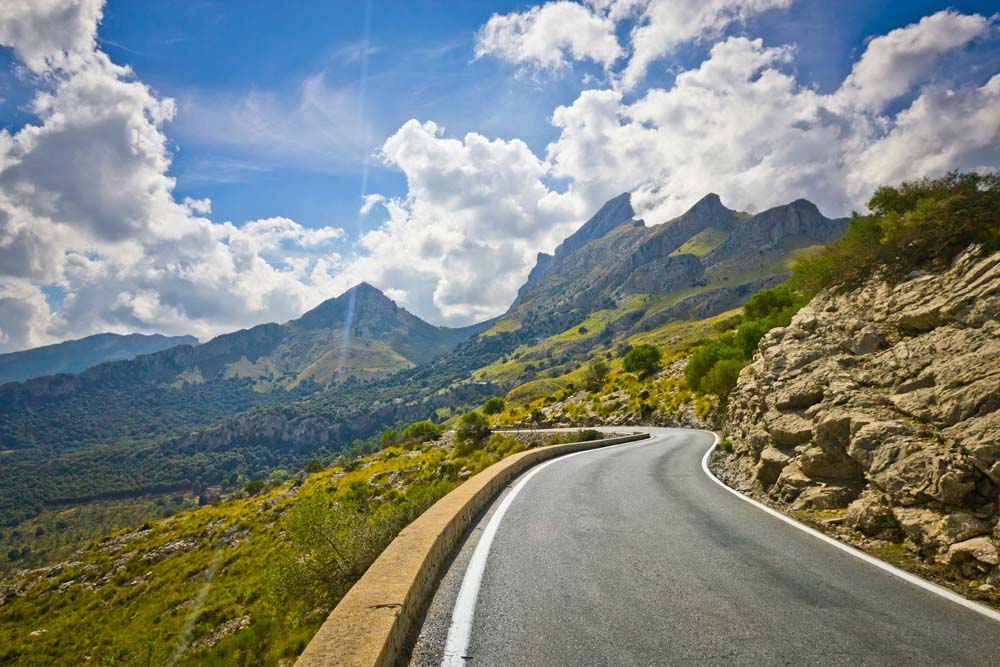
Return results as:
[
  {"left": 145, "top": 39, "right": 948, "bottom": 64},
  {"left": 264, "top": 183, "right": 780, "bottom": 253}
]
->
[
  {"left": 379, "top": 429, "right": 400, "bottom": 449},
  {"left": 400, "top": 420, "right": 442, "bottom": 444},
  {"left": 583, "top": 360, "right": 610, "bottom": 392},
  {"left": 303, "top": 458, "right": 324, "bottom": 473},
  {"left": 456, "top": 411, "right": 491, "bottom": 446},
  {"left": 482, "top": 397, "right": 505, "bottom": 415},
  {"left": 244, "top": 479, "right": 265, "bottom": 495},
  {"left": 622, "top": 344, "right": 662, "bottom": 378}
]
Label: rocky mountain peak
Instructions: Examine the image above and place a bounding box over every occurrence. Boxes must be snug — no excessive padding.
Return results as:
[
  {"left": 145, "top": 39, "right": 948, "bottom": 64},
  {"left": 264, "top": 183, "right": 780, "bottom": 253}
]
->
[{"left": 553, "top": 192, "right": 634, "bottom": 259}]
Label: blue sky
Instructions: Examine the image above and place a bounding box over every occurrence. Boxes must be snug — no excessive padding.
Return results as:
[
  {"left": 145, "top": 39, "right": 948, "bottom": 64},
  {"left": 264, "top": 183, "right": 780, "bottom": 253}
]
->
[{"left": 0, "top": 0, "right": 997, "bottom": 349}]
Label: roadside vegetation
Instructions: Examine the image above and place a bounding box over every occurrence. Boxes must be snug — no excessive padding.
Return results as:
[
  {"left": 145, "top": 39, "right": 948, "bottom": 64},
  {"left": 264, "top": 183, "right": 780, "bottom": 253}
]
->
[{"left": 0, "top": 421, "right": 607, "bottom": 666}]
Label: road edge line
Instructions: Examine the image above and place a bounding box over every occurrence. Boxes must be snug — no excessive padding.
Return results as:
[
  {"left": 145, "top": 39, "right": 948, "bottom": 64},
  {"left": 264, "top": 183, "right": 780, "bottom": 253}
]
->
[
  {"left": 294, "top": 431, "right": 650, "bottom": 667},
  {"left": 697, "top": 430, "right": 1000, "bottom": 624},
  {"left": 441, "top": 437, "right": 647, "bottom": 666}
]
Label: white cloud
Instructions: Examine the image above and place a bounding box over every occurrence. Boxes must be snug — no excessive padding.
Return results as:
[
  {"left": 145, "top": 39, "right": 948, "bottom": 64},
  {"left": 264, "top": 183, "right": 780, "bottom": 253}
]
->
[
  {"left": 848, "top": 74, "right": 1000, "bottom": 200},
  {"left": 360, "top": 193, "right": 385, "bottom": 215},
  {"left": 836, "top": 10, "right": 992, "bottom": 110},
  {"left": 353, "top": 120, "right": 586, "bottom": 323},
  {"left": 545, "top": 21, "right": 1000, "bottom": 223},
  {"left": 618, "top": 0, "right": 793, "bottom": 90},
  {"left": 475, "top": 1, "right": 623, "bottom": 70},
  {"left": 0, "top": 0, "right": 103, "bottom": 73},
  {"left": 175, "top": 72, "right": 378, "bottom": 174},
  {"left": 0, "top": 1, "right": 349, "bottom": 351},
  {"left": 477, "top": 0, "right": 793, "bottom": 89}
]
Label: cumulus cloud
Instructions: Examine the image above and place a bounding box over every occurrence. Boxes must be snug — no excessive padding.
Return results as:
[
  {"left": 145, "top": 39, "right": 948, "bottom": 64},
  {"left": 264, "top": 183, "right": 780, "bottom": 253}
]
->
[
  {"left": 617, "top": 0, "right": 793, "bottom": 90},
  {"left": 542, "top": 11, "right": 1000, "bottom": 224},
  {"left": 350, "top": 120, "right": 585, "bottom": 323},
  {"left": 476, "top": 0, "right": 793, "bottom": 89},
  {"left": 836, "top": 10, "right": 992, "bottom": 110},
  {"left": 0, "top": 0, "right": 103, "bottom": 73},
  {"left": 0, "top": 1, "right": 348, "bottom": 351},
  {"left": 475, "top": 1, "right": 623, "bottom": 70}
]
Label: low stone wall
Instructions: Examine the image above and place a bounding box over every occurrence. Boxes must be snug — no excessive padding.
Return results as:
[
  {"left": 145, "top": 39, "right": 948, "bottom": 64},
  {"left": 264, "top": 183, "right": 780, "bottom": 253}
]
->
[{"left": 295, "top": 432, "right": 650, "bottom": 667}]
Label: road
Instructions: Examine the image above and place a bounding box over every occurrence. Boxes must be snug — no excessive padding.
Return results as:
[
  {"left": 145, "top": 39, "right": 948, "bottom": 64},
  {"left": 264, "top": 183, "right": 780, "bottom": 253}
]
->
[{"left": 408, "top": 427, "right": 1000, "bottom": 666}]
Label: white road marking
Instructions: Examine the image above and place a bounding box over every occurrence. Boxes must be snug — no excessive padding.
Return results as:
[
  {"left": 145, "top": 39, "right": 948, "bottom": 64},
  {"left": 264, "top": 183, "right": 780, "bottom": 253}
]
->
[
  {"left": 698, "top": 430, "right": 1000, "bottom": 625},
  {"left": 440, "top": 436, "right": 654, "bottom": 666}
]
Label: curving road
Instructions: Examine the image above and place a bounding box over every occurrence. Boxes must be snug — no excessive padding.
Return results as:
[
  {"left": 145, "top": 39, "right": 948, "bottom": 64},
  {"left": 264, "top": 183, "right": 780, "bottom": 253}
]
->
[{"left": 408, "top": 427, "right": 1000, "bottom": 666}]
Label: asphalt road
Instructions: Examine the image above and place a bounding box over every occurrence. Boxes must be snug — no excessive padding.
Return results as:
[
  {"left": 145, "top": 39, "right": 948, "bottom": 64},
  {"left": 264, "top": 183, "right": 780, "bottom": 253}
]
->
[{"left": 408, "top": 427, "right": 1000, "bottom": 666}]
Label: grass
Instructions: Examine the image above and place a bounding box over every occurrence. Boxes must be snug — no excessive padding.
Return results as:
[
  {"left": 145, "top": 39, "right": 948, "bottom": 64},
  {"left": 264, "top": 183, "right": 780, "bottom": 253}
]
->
[
  {"left": 0, "top": 494, "right": 200, "bottom": 577},
  {"left": 0, "top": 430, "right": 604, "bottom": 666}
]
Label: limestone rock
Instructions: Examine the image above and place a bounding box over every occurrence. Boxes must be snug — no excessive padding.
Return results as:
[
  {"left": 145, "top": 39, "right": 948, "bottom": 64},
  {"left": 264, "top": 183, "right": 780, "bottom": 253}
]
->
[{"left": 716, "top": 246, "right": 1000, "bottom": 587}]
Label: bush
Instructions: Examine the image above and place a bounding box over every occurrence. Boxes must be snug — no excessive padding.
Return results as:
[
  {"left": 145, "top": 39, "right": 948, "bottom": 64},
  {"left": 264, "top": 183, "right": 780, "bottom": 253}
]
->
[
  {"left": 244, "top": 480, "right": 265, "bottom": 495},
  {"left": 685, "top": 283, "right": 807, "bottom": 397},
  {"left": 455, "top": 411, "right": 491, "bottom": 446},
  {"left": 379, "top": 429, "right": 400, "bottom": 449},
  {"left": 622, "top": 344, "right": 662, "bottom": 378},
  {"left": 400, "top": 420, "right": 442, "bottom": 444},
  {"left": 793, "top": 171, "right": 1000, "bottom": 294},
  {"left": 482, "top": 397, "right": 505, "bottom": 415},
  {"left": 303, "top": 459, "right": 324, "bottom": 474},
  {"left": 699, "top": 359, "right": 745, "bottom": 397},
  {"left": 583, "top": 360, "right": 610, "bottom": 392}
]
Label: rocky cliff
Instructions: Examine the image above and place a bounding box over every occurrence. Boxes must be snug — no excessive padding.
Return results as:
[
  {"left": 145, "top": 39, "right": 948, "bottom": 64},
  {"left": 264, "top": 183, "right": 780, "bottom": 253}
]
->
[{"left": 715, "top": 246, "right": 1000, "bottom": 587}]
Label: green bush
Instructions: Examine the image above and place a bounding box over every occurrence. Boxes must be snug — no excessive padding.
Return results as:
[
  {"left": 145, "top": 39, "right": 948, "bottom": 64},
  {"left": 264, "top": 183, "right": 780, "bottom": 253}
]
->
[
  {"left": 379, "top": 429, "right": 400, "bottom": 448},
  {"left": 793, "top": 171, "right": 1000, "bottom": 294},
  {"left": 583, "top": 360, "right": 610, "bottom": 392},
  {"left": 455, "top": 411, "right": 491, "bottom": 447},
  {"left": 685, "top": 283, "right": 806, "bottom": 397},
  {"left": 622, "top": 344, "right": 662, "bottom": 378},
  {"left": 400, "top": 420, "right": 442, "bottom": 444},
  {"left": 303, "top": 459, "right": 324, "bottom": 474},
  {"left": 482, "top": 397, "right": 505, "bottom": 415}
]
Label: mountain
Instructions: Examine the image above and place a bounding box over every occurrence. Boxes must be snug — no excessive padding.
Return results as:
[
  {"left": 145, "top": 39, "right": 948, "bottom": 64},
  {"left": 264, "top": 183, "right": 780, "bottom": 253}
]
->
[
  {"left": 497, "top": 192, "right": 846, "bottom": 363},
  {"left": 0, "top": 284, "right": 491, "bottom": 524},
  {"left": 0, "top": 191, "right": 845, "bottom": 527},
  {"left": 0, "top": 332, "right": 198, "bottom": 384}
]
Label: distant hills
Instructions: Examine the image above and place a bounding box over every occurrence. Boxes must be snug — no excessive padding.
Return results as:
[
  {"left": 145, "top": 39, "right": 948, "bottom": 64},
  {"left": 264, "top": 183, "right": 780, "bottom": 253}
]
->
[
  {"left": 0, "top": 190, "right": 846, "bottom": 525},
  {"left": 0, "top": 332, "right": 198, "bottom": 385}
]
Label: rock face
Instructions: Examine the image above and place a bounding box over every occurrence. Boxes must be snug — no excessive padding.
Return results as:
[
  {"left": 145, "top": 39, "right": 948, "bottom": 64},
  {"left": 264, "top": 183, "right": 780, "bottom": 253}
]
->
[{"left": 716, "top": 246, "right": 1000, "bottom": 584}]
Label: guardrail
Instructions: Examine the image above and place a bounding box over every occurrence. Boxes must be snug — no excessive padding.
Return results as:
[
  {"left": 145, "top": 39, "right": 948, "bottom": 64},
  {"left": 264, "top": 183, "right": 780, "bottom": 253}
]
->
[{"left": 295, "top": 431, "right": 651, "bottom": 667}]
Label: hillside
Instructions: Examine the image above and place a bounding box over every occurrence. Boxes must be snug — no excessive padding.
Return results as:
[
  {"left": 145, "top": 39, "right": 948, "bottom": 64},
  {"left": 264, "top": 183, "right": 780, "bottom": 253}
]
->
[
  {"left": 0, "top": 428, "right": 603, "bottom": 666},
  {"left": 711, "top": 172, "right": 1000, "bottom": 595},
  {"left": 0, "top": 190, "right": 844, "bottom": 529},
  {"left": 472, "top": 192, "right": 844, "bottom": 396},
  {"left": 0, "top": 333, "right": 198, "bottom": 385},
  {"left": 0, "top": 284, "right": 489, "bottom": 525}
]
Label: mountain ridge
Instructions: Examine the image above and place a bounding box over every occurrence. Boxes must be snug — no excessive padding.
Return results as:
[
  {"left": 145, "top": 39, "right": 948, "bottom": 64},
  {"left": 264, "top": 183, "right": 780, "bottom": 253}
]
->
[{"left": 0, "top": 332, "right": 199, "bottom": 385}]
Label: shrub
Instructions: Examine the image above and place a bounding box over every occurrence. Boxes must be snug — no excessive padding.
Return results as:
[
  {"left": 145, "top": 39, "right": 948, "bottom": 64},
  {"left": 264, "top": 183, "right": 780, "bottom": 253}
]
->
[
  {"left": 792, "top": 171, "right": 1000, "bottom": 294},
  {"left": 699, "top": 359, "right": 745, "bottom": 397},
  {"left": 379, "top": 429, "right": 400, "bottom": 449},
  {"left": 685, "top": 283, "right": 807, "bottom": 396},
  {"left": 482, "top": 397, "right": 505, "bottom": 415},
  {"left": 583, "top": 360, "right": 610, "bottom": 392},
  {"left": 303, "top": 459, "right": 324, "bottom": 474},
  {"left": 622, "top": 344, "right": 662, "bottom": 378},
  {"left": 400, "top": 420, "right": 442, "bottom": 444},
  {"left": 243, "top": 480, "right": 265, "bottom": 495},
  {"left": 455, "top": 411, "right": 491, "bottom": 446}
]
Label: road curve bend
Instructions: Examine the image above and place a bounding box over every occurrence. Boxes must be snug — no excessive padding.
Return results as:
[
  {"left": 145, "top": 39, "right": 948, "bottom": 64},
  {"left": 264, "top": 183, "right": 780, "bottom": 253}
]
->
[{"left": 408, "top": 427, "right": 1000, "bottom": 667}]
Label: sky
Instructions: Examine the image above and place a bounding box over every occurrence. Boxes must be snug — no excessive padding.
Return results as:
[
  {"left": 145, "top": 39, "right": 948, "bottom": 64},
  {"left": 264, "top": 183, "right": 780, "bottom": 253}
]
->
[{"left": 0, "top": 0, "right": 997, "bottom": 352}]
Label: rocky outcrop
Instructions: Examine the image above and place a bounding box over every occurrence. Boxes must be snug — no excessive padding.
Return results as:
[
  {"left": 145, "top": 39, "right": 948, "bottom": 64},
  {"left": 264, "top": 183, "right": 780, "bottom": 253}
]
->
[
  {"left": 715, "top": 246, "right": 1000, "bottom": 585},
  {"left": 622, "top": 253, "right": 704, "bottom": 294}
]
